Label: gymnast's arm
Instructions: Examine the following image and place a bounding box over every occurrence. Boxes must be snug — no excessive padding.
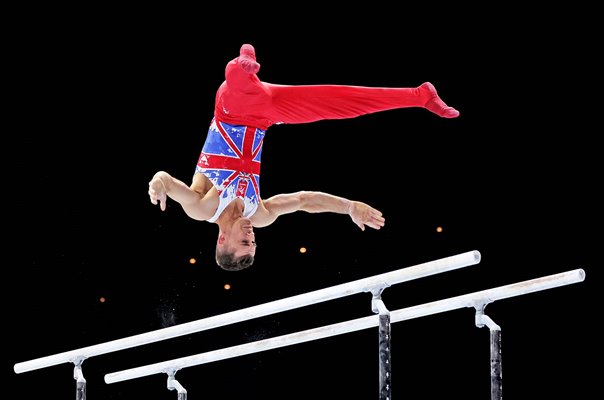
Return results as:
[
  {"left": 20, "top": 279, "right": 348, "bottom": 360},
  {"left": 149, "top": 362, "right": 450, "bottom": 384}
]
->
[
  {"left": 252, "top": 191, "right": 385, "bottom": 231},
  {"left": 148, "top": 171, "right": 216, "bottom": 221}
]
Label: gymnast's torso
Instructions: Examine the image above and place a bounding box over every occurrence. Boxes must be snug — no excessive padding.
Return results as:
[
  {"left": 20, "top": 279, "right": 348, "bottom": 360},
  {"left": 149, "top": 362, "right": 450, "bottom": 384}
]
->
[{"left": 195, "top": 118, "right": 265, "bottom": 222}]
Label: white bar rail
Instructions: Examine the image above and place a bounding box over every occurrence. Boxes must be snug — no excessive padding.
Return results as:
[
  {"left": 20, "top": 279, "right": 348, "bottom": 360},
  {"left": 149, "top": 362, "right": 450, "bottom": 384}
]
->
[
  {"left": 14, "top": 250, "right": 481, "bottom": 374},
  {"left": 105, "top": 268, "right": 585, "bottom": 384}
]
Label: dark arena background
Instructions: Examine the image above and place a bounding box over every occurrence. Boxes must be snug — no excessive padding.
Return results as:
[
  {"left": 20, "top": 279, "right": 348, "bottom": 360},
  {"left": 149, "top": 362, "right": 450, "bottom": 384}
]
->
[{"left": 7, "top": 7, "right": 598, "bottom": 400}]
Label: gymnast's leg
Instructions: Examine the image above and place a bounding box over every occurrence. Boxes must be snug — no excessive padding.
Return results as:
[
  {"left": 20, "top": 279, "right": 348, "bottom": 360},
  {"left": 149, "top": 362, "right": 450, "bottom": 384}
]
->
[{"left": 263, "top": 81, "right": 460, "bottom": 124}]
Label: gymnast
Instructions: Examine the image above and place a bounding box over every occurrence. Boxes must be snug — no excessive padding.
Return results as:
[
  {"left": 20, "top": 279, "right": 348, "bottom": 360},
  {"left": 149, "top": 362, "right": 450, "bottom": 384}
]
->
[{"left": 148, "top": 43, "right": 459, "bottom": 271}]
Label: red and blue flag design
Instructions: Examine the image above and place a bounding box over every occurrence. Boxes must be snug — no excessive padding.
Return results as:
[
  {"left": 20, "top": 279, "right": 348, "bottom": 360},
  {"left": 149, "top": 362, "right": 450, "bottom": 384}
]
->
[{"left": 196, "top": 118, "right": 265, "bottom": 216}]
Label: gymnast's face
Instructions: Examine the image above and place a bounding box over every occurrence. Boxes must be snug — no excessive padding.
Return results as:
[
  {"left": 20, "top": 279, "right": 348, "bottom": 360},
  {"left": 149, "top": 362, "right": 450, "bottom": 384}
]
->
[{"left": 225, "top": 217, "right": 257, "bottom": 258}]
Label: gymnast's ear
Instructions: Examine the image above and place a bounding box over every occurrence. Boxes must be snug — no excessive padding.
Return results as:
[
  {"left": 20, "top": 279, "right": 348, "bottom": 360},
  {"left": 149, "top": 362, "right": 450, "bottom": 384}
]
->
[{"left": 217, "top": 234, "right": 227, "bottom": 245}]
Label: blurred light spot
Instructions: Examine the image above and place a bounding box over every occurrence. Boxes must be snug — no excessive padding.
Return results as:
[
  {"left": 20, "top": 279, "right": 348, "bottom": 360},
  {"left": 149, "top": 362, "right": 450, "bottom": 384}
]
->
[
  {"left": 99, "top": 297, "right": 106, "bottom": 303},
  {"left": 299, "top": 247, "right": 307, "bottom": 253},
  {"left": 224, "top": 284, "right": 231, "bottom": 290},
  {"left": 436, "top": 226, "right": 443, "bottom": 233},
  {"left": 189, "top": 258, "right": 197, "bottom": 264}
]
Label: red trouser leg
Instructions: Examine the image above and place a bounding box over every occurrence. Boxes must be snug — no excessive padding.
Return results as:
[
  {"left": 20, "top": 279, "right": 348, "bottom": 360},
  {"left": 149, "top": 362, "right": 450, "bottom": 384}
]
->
[{"left": 263, "top": 82, "right": 459, "bottom": 124}]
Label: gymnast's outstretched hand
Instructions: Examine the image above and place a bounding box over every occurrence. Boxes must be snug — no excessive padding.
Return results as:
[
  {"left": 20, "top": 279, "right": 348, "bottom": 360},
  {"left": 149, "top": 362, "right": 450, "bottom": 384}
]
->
[
  {"left": 349, "top": 201, "right": 385, "bottom": 231},
  {"left": 148, "top": 173, "right": 169, "bottom": 211}
]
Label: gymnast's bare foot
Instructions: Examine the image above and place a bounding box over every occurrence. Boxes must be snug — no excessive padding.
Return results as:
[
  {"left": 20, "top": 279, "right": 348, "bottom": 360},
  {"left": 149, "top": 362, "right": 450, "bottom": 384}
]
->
[
  {"left": 239, "top": 44, "right": 260, "bottom": 74},
  {"left": 419, "top": 82, "right": 460, "bottom": 118}
]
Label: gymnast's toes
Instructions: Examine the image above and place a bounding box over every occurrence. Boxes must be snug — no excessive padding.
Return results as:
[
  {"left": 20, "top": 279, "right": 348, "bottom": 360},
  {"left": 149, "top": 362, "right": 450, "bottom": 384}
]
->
[{"left": 240, "top": 44, "right": 256, "bottom": 59}]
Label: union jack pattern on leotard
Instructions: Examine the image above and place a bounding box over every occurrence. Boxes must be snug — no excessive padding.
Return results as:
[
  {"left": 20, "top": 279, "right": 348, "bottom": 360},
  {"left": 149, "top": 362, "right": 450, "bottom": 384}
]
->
[{"left": 195, "top": 118, "right": 265, "bottom": 222}]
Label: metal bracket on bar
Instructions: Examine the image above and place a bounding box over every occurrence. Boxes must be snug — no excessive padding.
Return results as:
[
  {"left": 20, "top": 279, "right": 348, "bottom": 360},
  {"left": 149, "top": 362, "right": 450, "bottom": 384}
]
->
[
  {"left": 473, "top": 300, "right": 500, "bottom": 331},
  {"left": 473, "top": 299, "right": 503, "bottom": 400},
  {"left": 370, "top": 285, "right": 391, "bottom": 315},
  {"left": 370, "top": 286, "right": 392, "bottom": 400},
  {"left": 167, "top": 368, "right": 187, "bottom": 400},
  {"left": 72, "top": 357, "right": 87, "bottom": 400}
]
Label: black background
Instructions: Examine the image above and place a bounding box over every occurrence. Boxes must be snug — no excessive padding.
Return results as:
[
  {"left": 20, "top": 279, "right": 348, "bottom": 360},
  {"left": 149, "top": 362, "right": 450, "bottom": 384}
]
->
[{"left": 8, "top": 6, "right": 599, "bottom": 399}]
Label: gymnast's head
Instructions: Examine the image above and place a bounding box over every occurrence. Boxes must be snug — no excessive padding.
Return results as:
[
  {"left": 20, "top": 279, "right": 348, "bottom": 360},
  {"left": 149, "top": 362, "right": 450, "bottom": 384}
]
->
[{"left": 215, "top": 217, "right": 257, "bottom": 271}]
